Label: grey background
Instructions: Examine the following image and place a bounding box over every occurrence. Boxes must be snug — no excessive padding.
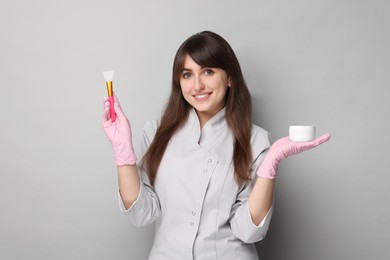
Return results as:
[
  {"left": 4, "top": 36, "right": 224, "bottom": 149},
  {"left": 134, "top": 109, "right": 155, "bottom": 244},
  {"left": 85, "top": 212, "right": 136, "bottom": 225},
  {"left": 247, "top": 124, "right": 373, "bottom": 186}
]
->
[{"left": 1, "top": 0, "right": 389, "bottom": 259}]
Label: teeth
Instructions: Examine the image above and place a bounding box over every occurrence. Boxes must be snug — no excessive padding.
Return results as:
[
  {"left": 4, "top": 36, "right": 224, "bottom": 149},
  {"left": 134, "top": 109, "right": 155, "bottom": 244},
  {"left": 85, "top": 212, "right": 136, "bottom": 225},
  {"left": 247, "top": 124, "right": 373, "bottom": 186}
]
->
[{"left": 195, "top": 94, "right": 208, "bottom": 99}]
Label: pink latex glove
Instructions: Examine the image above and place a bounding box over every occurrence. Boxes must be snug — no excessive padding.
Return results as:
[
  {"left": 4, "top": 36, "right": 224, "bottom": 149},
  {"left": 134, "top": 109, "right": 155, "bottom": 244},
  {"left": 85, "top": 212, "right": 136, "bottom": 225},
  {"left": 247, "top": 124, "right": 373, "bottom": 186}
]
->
[
  {"left": 257, "top": 134, "right": 331, "bottom": 179},
  {"left": 102, "top": 94, "right": 137, "bottom": 166}
]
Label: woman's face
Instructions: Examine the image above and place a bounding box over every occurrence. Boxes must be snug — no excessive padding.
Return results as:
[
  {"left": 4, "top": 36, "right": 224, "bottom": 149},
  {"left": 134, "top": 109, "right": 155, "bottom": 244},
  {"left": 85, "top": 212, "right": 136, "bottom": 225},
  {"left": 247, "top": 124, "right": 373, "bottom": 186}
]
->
[{"left": 180, "top": 55, "right": 230, "bottom": 126}]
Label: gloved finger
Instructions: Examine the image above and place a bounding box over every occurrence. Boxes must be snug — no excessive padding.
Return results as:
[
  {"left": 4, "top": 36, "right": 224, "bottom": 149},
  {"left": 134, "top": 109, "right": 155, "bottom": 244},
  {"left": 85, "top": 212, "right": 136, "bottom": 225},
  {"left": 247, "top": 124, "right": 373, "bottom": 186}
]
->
[
  {"left": 102, "top": 106, "right": 111, "bottom": 126},
  {"left": 104, "top": 100, "right": 110, "bottom": 109},
  {"left": 113, "top": 101, "right": 127, "bottom": 121},
  {"left": 294, "top": 133, "right": 331, "bottom": 154},
  {"left": 102, "top": 94, "right": 112, "bottom": 121},
  {"left": 102, "top": 98, "right": 111, "bottom": 120},
  {"left": 302, "top": 133, "right": 331, "bottom": 148},
  {"left": 112, "top": 93, "right": 129, "bottom": 121},
  {"left": 113, "top": 93, "right": 123, "bottom": 110},
  {"left": 316, "top": 133, "right": 331, "bottom": 145}
]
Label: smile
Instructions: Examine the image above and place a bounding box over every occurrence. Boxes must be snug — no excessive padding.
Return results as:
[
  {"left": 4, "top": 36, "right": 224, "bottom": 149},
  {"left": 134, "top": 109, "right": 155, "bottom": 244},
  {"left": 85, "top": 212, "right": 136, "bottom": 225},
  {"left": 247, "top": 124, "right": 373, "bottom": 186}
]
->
[{"left": 193, "top": 93, "right": 211, "bottom": 101}]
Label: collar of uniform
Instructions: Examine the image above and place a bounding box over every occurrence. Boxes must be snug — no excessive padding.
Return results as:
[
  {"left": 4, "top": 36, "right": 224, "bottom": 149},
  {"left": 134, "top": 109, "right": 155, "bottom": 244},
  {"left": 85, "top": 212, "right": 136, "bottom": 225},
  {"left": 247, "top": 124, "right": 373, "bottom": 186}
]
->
[{"left": 187, "top": 107, "right": 227, "bottom": 145}]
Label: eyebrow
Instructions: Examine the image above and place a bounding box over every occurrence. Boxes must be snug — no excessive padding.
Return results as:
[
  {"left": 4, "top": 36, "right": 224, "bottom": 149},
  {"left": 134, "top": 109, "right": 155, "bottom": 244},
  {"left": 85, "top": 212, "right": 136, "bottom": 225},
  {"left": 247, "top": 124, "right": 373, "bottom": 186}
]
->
[{"left": 182, "top": 66, "right": 212, "bottom": 71}]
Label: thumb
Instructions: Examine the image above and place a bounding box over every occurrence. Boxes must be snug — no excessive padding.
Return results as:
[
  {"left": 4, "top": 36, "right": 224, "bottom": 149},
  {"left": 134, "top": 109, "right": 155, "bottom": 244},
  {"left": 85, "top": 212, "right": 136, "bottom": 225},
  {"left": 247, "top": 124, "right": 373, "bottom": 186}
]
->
[
  {"left": 113, "top": 99, "right": 127, "bottom": 121},
  {"left": 112, "top": 93, "right": 127, "bottom": 120},
  {"left": 113, "top": 93, "right": 123, "bottom": 110}
]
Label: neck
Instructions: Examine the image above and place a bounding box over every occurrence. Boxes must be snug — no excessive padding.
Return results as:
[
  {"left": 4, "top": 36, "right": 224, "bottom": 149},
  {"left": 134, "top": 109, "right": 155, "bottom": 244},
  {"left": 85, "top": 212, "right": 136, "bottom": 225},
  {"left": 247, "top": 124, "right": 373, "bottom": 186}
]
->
[{"left": 195, "top": 111, "right": 214, "bottom": 129}]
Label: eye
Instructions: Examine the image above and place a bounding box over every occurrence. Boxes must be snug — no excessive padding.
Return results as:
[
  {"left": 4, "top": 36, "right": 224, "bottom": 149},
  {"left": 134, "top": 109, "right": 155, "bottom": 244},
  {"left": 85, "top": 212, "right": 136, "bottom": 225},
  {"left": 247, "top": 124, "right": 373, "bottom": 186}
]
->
[
  {"left": 203, "top": 69, "right": 214, "bottom": 76},
  {"left": 182, "top": 71, "right": 192, "bottom": 79}
]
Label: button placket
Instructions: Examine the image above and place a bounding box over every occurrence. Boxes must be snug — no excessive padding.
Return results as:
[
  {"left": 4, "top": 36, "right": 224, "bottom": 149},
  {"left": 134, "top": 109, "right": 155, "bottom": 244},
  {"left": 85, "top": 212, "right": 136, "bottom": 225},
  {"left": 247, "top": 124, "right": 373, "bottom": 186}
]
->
[
  {"left": 202, "top": 158, "right": 213, "bottom": 174},
  {"left": 190, "top": 156, "right": 217, "bottom": 228},
  {"left": 190, "top": 208, "right": 199, "bottom": 227}
]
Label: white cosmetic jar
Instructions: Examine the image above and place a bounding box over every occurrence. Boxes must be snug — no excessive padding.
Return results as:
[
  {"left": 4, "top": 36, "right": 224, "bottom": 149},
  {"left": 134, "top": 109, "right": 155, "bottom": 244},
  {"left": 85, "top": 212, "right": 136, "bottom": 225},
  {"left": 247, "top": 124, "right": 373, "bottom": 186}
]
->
[{"left": 289, "top": 126, "right": 316, "bottom": 142}]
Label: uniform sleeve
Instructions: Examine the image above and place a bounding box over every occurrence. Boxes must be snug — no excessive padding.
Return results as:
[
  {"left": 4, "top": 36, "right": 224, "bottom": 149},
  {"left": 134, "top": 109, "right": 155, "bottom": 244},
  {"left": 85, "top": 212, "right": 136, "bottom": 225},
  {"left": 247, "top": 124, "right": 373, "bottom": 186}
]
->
[
  {"left": 230, "top": 126, "right": 274, "bottom": 243},
  {"left": 118, "top": 120, "right": 162, "bottom": 226}
]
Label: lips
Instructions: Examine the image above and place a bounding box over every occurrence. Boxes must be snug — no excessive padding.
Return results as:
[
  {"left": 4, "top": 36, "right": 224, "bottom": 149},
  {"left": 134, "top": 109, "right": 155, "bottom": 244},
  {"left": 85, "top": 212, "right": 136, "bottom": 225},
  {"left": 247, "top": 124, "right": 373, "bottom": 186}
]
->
[{"left": 193, "top": 92, "right": 211, "bottom": 101}]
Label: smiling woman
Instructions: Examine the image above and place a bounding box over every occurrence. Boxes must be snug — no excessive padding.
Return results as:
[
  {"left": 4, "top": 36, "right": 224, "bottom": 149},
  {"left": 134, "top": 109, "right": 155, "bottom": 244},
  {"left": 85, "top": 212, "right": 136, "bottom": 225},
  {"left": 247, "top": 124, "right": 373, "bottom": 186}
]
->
[
  {"left": 179, "top": 55, "right": 230, "bottom": 128},
  {"left": 102, "top": 31, "right": 330, "bottom": 260},
  {"left": 145, "top": 31, "right": 255, "bottom": 188}
]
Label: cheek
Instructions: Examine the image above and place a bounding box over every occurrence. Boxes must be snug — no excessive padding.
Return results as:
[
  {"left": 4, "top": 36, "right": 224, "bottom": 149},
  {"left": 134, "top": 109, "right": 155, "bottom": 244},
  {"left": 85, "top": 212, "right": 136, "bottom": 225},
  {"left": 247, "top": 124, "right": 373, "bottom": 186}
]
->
[
  {"left": 180, "top": 88, "right": 192, "bottom": 105},
  {"left": 218, "top": 85, "right": 229, "bottom": 97},
  {"left": 180, "top": 81, "right": 190, "bottom": 94}
]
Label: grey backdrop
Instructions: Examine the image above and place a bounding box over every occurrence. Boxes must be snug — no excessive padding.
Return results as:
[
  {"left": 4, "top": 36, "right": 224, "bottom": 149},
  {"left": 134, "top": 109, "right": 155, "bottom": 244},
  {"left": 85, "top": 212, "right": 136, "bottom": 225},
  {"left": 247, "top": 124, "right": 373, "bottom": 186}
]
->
[{"left": 1, "top": 0, "right": 389, "bottom": 259}]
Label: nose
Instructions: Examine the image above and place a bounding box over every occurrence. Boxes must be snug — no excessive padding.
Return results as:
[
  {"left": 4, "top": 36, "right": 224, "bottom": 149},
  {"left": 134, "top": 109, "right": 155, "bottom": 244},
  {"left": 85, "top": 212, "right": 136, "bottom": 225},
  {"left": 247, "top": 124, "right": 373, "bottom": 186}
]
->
[{"left": 194, "top": 76, "right": 205, "bottom": 91}]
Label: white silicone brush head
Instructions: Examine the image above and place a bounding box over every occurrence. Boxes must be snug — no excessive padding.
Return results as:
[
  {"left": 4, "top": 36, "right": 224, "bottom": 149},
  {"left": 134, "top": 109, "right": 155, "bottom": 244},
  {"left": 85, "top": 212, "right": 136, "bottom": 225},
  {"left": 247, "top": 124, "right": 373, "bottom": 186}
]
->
[{"left": 102, "top": 70, "right": 114, "bottom": 82}]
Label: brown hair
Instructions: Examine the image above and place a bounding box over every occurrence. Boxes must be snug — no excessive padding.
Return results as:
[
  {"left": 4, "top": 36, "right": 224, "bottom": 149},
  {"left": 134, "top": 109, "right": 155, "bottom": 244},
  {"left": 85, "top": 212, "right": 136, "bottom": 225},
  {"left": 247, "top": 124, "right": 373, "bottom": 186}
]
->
[{"left": 142, "top": 31, "right": 253, "bottom": 186}]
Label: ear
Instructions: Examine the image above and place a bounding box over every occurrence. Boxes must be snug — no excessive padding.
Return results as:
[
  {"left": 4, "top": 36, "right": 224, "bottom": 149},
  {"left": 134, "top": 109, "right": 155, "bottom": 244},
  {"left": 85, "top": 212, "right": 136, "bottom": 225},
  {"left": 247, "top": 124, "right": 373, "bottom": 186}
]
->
[{"left": 228, "top": 77, "right": 232, "bottom": 87}]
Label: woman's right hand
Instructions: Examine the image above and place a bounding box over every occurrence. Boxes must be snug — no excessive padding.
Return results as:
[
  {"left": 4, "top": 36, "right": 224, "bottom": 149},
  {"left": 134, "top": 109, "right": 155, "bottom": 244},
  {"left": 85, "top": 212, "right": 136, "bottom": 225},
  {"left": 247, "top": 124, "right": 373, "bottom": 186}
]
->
[{"left": 102, "top": 94, "right": 137, "bottom": 166}]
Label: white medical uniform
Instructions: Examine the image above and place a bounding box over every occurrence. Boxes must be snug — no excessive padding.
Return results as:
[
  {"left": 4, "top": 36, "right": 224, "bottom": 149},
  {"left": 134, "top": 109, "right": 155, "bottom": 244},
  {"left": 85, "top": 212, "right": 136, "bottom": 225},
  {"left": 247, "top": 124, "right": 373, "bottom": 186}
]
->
[{"left": 119, "top": 108, "right": 273, "bottom": 259}]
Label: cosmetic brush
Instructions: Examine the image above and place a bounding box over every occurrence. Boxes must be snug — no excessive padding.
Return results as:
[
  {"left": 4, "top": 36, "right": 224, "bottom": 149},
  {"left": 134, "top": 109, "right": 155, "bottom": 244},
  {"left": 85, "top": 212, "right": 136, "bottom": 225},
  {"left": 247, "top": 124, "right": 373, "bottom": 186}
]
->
[{"left": 102, "top": 70, "right": 116, "bottom": 122}]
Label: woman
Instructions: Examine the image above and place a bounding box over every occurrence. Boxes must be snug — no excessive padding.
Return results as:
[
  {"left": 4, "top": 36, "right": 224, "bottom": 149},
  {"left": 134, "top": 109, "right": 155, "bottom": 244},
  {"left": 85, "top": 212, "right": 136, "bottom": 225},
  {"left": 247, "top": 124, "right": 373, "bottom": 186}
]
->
[{"left": 102, "top": 31, "right": 330, "bottom": 259}]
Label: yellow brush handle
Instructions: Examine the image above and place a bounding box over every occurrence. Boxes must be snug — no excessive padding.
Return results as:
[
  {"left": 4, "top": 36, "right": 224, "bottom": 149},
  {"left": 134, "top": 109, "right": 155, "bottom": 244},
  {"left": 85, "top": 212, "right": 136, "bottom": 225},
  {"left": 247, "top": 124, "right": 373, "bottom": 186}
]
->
[{"left": 106, "top": 81, "right": 113, "bottom": 96}]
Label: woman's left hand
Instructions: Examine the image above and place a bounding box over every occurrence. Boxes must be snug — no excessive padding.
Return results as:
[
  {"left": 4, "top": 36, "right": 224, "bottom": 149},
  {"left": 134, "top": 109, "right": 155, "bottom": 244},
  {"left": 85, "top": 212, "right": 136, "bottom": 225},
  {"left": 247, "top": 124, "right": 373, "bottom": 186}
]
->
[{"left": 257, "top": 133, "right": 331, "bottom": 179}]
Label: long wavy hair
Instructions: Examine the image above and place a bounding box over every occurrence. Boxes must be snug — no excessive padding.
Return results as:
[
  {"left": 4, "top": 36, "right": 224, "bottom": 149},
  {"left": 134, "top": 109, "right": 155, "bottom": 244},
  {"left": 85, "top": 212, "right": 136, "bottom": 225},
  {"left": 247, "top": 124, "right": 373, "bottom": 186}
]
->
[{"left": 142, "top": 31, "right": 253, "bottom": 186}]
